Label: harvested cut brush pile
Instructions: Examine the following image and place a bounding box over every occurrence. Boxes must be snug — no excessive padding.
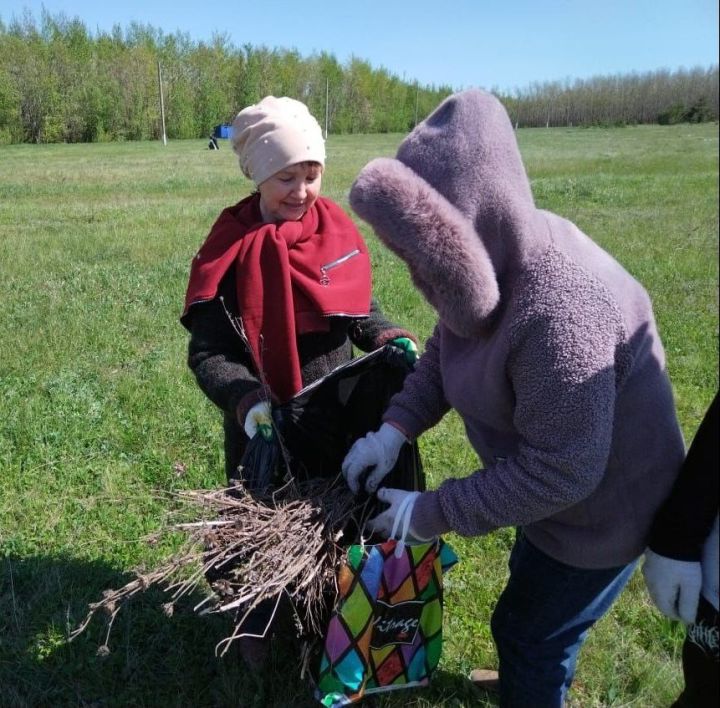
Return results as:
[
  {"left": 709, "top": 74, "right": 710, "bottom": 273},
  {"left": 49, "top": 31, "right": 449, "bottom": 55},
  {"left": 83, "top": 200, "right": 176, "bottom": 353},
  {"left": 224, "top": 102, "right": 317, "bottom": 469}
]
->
[{"left": 71, "top": 475, "right": 375, "bottom": 657}]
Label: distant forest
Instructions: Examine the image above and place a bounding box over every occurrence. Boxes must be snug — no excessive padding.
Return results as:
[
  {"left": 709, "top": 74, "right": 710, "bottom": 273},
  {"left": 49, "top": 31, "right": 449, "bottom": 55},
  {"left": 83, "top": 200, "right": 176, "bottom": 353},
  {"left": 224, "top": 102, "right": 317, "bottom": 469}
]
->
[{"left": 0, "top": 12, "right": 717, "bottom": 144}]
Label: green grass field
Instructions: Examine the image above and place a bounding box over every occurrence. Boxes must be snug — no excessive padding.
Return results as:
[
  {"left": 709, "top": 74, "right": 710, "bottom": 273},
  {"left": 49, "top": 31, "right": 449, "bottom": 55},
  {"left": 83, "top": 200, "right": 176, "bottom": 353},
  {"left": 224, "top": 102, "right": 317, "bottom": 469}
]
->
[{"left": 0, "top": 123, "right": 717, "bottom": 707}]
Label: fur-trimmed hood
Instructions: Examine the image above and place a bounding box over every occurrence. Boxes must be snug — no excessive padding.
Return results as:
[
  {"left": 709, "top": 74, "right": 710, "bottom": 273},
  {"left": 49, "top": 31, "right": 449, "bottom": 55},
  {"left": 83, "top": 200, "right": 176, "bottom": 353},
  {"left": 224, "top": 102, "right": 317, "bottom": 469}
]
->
[{"left": 350, "top": 89, "right": 547, "bottom": 337}]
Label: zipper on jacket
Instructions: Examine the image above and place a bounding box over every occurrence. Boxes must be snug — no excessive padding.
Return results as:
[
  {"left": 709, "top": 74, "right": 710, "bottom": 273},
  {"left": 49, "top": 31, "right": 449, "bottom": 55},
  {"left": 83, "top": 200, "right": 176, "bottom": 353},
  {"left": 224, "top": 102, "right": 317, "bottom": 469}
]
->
[{"left": 320, "top": 249, "right": 361, "bottom": 286}]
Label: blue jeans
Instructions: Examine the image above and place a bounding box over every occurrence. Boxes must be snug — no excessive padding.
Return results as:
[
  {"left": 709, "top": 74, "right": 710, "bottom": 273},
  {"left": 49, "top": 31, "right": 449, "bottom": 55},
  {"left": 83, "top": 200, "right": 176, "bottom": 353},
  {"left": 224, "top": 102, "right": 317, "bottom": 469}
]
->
[{"left": 490, "top": 530, "right": 637, "bottom": 708}]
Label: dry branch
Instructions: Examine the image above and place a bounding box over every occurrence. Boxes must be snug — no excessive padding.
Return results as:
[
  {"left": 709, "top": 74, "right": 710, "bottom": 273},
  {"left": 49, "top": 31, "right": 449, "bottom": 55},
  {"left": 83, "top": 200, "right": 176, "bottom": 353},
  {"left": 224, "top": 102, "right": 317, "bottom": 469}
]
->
[{"left": 71, "top": 475, "right": 374, "bottom": 656}]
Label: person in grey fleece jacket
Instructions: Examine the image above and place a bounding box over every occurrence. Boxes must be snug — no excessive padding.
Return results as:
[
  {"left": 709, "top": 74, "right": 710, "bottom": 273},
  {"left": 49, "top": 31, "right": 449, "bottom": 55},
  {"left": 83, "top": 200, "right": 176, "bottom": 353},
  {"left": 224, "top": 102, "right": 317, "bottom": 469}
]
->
[{"left": 341, "top": 89, "right": 686, "bottom": 707}]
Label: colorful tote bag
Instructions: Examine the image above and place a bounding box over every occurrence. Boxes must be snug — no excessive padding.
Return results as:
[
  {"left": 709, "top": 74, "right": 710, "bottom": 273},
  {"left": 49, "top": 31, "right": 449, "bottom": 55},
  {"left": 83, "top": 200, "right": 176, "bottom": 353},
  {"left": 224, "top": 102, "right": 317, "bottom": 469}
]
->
[{"left": 315, "top": 495, "right": 458, "bottom": 706}]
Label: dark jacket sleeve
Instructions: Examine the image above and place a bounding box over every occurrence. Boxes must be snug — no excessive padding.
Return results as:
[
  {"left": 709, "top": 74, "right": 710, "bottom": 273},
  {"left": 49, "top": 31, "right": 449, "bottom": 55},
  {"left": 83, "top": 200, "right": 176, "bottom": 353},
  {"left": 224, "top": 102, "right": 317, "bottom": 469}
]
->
[
  {"left": 186, "top": 273, "right": 264, "bottom": 416},
  {"left": 648, "top": 392, "right": 719, "bottom": 561},
  {"left": 348, "top": 297, "right": 417, "bottom": 352}
]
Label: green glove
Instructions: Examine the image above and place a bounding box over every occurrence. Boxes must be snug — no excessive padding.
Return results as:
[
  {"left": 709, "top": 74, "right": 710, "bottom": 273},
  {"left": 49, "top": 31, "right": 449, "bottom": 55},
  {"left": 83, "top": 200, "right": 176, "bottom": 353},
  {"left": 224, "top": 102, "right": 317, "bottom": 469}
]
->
[
  {"left": 244, "top": 401, "right": 274, "bottom": 441},
  {"left": 256, "top": 422, "right": 273, "bottom": 442},
  {"left": 391, "top": 337, "right": 419, "bottom": 365}
]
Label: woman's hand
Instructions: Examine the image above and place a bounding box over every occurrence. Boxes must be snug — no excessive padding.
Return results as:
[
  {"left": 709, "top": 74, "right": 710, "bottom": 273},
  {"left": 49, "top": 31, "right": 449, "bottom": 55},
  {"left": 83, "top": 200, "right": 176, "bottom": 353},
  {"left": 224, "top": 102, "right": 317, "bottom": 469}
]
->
[
  {"left": 367, "top": 488, "right": 433, "bottom": 542},
  {"left": 390, "top": 337, "right": 419, "bottom": 365},
  {"left": 342, "top": 422, "right": 407, "bottom": 493},
  {"left": 243, "top": 401, "right": 274, "bottom": 441},
  {"left": 642, "top": 549, "right": 702, "bottom": 624}
]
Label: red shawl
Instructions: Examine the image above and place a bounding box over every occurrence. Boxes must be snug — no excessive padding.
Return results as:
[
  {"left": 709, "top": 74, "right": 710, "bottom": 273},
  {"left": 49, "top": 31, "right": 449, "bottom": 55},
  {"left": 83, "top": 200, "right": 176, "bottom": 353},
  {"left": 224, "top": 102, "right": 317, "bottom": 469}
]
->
[{"left": 182, "top": 194, "right": 372, "bottom": 403}]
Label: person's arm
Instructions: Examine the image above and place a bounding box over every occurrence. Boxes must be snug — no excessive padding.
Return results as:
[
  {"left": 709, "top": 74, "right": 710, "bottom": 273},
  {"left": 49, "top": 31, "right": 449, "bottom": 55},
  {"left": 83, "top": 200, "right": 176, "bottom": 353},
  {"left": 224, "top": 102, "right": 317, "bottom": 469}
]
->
[
  {"left": 348, "top": 297, "right": 417, "bottom": 352},
  {"left": 647, "top": 392, "right": 719, "bottom": 560},
  {"left": 341, "top": 325, "right": 450, "bottom": 494},
  {"left": 186, "top": 288, "right": 267, "bottom": 422},
  {"left": 382, "top": 324, "right": 451, "bottom": 438},
  {"left": 414, "top": 263, "right": 624, "bottom": 538},
  {"left": 642, "top": 394, "right": 718, "bottom": 624}
]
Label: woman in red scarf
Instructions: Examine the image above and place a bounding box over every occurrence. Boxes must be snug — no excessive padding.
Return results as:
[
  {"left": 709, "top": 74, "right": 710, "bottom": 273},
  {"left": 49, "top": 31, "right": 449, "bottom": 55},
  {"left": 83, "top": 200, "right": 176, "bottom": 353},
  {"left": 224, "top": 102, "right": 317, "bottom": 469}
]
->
[{"left": 180, "top": 97, "right": 416, "bottom": 668}]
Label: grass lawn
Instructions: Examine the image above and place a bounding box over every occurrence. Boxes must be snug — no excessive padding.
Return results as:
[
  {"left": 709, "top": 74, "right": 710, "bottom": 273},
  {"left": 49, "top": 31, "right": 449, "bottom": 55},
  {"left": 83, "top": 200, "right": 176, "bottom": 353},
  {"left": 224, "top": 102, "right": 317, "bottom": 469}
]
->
[{"left": 0, "top": 122, "right": 717, "bottom": 707}]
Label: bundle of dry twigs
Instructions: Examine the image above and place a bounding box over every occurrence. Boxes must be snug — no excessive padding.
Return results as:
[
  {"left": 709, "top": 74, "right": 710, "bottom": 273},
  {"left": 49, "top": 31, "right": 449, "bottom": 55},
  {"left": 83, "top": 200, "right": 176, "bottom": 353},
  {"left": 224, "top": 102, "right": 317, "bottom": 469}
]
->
[{"left": 71, "top": 475, "right": 375, "bottom": 656}]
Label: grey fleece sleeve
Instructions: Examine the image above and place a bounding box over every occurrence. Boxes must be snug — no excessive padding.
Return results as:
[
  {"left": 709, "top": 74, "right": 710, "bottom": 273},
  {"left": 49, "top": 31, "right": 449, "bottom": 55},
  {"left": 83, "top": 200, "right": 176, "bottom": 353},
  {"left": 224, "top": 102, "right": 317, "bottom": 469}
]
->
[
  {"left": 435, "top": 253, "right": 627, "bottom": 537},
  {"left": 383, "top": 324, "right": 451, "bottom": 438}
]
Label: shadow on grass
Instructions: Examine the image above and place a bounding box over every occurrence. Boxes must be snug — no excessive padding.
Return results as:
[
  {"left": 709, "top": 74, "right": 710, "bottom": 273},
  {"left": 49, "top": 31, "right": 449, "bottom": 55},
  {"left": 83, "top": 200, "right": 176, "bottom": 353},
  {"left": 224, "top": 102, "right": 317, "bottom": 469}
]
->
[
  {"left": 0, "top": 555, "right": 492, "bottom": 707},
  {"left": 0, "top": 554, "right": 320, "bottom": 707},
  {"left": 357, "top": 669, "right": 497, "bottom": 707}
]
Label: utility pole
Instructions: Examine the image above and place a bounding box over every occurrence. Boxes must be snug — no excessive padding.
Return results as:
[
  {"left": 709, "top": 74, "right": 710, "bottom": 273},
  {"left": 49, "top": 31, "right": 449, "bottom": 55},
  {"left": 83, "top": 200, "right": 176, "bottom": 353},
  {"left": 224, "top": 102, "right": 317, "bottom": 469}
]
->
[
  {"left": 157, "top": 60, "right": 167, "bottom": 146},
  {"left": 324, "top": 77, "right": 329, "bottom": 139}
]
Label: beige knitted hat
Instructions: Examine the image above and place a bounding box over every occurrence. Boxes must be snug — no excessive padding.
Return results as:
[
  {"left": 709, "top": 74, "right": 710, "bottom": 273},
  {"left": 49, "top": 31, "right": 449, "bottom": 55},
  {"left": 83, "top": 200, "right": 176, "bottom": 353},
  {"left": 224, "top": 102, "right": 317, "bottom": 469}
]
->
[{"left": 231, "top": 96, "right": 326, "bottom": 185}]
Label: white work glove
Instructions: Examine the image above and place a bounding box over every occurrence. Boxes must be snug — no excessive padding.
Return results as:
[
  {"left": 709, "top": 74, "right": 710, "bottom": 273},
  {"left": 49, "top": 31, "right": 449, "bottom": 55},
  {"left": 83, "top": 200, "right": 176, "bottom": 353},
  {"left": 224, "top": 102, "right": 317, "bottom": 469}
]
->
[
  {"left": 642, "top": 549, "right": 702, "bottom": 624},
  {"left": 342, "top": 422, "right": 407, "bottom": 494},
  {"left": 243, "top": 401, "right": 273, "bottom": 441},
  {"left": 366, "top": 488, "right": 432, "bottom": 542}
]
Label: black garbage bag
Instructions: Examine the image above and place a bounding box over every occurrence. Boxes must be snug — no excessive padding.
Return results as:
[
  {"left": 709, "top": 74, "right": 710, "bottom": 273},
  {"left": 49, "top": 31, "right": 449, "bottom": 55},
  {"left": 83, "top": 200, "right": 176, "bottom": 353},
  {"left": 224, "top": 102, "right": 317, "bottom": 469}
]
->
[
  {"left": 236, "top": 433, "right": 280, "bottom": 493},
  {"left": 274, "top": 344, "right": 424, "bottom": 492},
  {"left": 237, "top": 344, "right": 424, "bottom": 495},
  {"left": 207, "top": 345, "right": 425, "bottom": 635}
]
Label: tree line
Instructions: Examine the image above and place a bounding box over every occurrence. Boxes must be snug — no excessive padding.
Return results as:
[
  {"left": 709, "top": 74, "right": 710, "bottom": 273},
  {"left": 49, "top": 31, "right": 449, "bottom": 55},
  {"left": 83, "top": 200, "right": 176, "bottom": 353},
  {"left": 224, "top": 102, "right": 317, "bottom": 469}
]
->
[
  {"left": 501, "top": 67, "right": 718, "bottom": 128},
  {"left": 0, "top": 11, "right": 717, "bottom": 144}
]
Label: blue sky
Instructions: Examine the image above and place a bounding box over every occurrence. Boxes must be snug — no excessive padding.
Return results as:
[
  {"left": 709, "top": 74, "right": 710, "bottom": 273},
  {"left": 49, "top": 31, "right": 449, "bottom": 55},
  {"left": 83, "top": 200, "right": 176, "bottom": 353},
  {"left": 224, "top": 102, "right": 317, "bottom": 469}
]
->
[{"left": 1, "top": 1, "right": 717, "bottom": 92}]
